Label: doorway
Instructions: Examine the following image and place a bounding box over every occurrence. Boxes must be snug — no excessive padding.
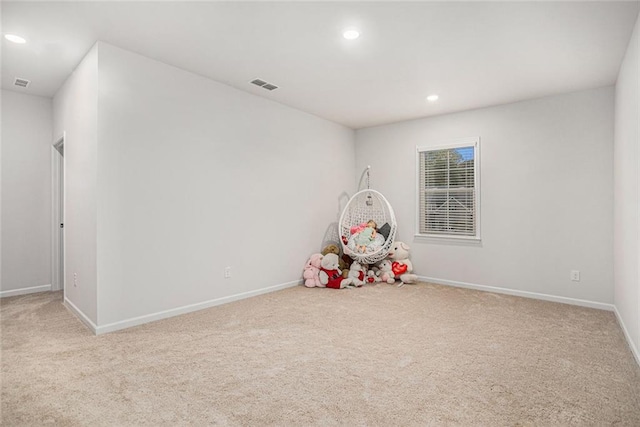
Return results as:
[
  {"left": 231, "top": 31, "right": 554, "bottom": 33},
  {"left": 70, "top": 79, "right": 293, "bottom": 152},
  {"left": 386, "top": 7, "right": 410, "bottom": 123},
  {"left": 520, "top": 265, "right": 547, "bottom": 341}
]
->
[{"left": 52, "top": 135, "right": 64, "bottom": 294}]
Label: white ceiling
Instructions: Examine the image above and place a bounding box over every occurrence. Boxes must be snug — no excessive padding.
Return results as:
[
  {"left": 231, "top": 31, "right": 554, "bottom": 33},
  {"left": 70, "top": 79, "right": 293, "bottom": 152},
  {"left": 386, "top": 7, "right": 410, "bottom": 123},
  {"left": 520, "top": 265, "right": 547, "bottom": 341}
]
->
[{"left": 2, "top": 1, "right": 639, "bottom": 129}]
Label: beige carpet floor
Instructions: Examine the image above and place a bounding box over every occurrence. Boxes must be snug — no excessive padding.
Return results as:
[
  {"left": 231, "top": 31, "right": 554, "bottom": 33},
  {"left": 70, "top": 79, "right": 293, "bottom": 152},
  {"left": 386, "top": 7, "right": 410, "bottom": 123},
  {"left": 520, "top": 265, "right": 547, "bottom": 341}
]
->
[{"left": 2, "top": 283, "right": 640, "bottom": 426}]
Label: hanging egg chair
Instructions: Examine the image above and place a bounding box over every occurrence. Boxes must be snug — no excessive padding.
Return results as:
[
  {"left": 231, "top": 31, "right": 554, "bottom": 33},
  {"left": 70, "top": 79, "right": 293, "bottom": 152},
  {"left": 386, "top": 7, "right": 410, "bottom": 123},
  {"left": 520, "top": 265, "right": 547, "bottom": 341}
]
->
[{"left": 339, "top": 166, "right": 397, "bottom": 265}]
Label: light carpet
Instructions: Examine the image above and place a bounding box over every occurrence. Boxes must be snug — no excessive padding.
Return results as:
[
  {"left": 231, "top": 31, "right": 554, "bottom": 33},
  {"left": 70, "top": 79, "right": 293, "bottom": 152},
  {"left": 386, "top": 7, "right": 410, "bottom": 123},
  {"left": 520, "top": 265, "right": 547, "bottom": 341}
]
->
[{"left": 2, "top": 283, "right": 639, "bottom": 425}]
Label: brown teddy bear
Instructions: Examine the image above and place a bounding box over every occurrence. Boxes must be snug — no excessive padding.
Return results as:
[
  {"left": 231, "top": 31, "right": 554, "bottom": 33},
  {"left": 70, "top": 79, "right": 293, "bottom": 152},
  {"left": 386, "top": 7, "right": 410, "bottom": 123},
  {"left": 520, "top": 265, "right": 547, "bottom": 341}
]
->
[{"left": 321, "top": 244, "right": 351, "bottom": 278}]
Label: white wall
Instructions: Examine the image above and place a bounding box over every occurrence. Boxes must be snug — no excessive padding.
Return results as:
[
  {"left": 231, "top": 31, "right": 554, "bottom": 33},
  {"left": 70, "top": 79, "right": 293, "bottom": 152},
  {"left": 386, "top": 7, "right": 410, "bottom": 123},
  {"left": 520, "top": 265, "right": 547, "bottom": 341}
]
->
[
  {"left": 614, "top": 11, "right": 640, "bottom": 358},
  {"left": 96, "top": 43, "right": 355, "bottom": 327},
  {"left": 1, "top": 90, "right": 52, "bottom": 295},
  {"left": 52, "top": 45, "right": 99, "bottom": 323},
  {"left": 356, "top": 87, "right": 614, "bottom": 305}
]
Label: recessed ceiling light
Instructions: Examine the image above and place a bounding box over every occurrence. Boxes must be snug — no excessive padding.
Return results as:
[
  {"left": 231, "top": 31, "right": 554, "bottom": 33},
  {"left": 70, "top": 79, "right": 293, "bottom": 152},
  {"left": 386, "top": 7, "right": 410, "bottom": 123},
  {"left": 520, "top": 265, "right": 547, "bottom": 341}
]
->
[
  {"left": 343, "top": 30, "right": 360, "bottom": 40},
  {"left": 426, "top": 94, "right": 439, "bottom": 102},
  {"left": 4, "top": 34, "right": 26, "bottom": 44}
]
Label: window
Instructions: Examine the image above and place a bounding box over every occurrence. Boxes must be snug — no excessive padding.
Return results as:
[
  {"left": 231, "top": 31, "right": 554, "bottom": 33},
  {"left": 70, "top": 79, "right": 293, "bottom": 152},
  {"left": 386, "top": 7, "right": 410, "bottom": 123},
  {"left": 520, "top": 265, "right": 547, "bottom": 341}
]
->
[{"left": 416, "top": 137, "right": 480, "bottom": 240}]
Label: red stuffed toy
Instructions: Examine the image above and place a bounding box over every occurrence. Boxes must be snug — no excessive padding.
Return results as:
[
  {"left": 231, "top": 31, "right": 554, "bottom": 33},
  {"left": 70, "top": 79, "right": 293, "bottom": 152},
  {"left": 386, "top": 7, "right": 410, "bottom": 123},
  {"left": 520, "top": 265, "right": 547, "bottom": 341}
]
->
[{"left": 392, "top": 262, "right": 408, "bottom": 277}]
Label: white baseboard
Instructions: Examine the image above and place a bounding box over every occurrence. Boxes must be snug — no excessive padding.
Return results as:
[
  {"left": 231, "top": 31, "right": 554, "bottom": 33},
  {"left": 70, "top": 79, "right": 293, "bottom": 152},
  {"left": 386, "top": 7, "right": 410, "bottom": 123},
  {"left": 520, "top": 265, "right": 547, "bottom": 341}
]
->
[
  {"left": 613, "top": 306, "right": 640, "bottom": 366},
  {"left": 419, "top": 276, "right": 615, "bottom": 312},
  {"left": 64, "top": 297, "right": 98, "bottom": 334},
  {"left": 94, "top": 279, "right": 302, "bottom": 335},
  {"left": 0, "top": 284, "right": 51, "bottom": 298}
]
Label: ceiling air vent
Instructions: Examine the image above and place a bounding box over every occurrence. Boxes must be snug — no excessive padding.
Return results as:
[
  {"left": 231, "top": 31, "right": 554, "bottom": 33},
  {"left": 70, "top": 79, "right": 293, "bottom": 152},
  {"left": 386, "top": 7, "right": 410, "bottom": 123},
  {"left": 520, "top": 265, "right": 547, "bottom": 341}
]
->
[
  {"left": 250, "top": 79, "right": 267, "bottom": 87},
  {"left": 14, "top": 78, "right": 30, "bottom": 88},
  {"left": 249, "top": 78, "right": 279, "bottom": 91}
]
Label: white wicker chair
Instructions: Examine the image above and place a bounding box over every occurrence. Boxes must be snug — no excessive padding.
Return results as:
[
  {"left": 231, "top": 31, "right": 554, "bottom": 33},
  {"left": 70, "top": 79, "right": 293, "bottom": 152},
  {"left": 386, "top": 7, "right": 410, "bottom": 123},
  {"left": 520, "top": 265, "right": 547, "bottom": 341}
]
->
[{"left": 339, "top": 188, "right": 397, "bottom": 265}]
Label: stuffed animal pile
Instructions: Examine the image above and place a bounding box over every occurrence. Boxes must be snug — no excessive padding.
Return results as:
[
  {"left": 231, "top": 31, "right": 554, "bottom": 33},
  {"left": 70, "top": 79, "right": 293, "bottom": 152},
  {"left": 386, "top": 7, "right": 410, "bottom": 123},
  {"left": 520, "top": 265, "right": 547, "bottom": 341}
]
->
[{"left": 302, "top": 240, "right": 419, "bottom": 289}]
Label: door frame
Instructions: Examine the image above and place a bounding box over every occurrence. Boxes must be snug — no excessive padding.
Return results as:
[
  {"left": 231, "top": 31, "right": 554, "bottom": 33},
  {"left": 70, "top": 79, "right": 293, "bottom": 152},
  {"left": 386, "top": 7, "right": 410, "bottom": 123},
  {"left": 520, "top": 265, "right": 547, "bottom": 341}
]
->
[{"left": 51, "top": 133, "right": 65, "bottom": 292}]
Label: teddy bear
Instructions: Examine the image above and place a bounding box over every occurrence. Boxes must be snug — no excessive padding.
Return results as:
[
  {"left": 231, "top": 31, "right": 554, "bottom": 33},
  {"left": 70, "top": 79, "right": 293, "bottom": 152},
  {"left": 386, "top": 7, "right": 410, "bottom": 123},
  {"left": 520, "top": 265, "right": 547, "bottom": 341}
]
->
[
  {"left": 319, "top": 253, "right": 353, "bottom": 289},
  {"left": 321, "top": 244, "right": 340, "bottom": 257},
  {"left": 347, "top": 261, "right": 366, "bottom": 287},
  {"left": 366, "top": 268, "right": 382, "bottom": 284},
  {"left": 321, "top": 244, "right": 350, "bottom": 278},
  {"left": 387, "top": 241, "right": 418, "bottom": 285},
  {"left": 340, "top": 253, "right": 353, "bottom": 278},
  {"left": 303, "top": 253, "right": 324, "bottom": 288},
  {"left": 377, "top": 259, "right": 396, "bottom": 284}
]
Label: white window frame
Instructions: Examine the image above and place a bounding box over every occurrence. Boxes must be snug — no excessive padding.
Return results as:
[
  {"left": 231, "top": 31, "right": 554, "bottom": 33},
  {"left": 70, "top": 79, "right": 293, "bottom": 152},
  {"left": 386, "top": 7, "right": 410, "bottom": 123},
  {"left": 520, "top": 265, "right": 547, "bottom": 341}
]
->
[{"left": 415, "top": 137, "right": 481, "bottom": 241}]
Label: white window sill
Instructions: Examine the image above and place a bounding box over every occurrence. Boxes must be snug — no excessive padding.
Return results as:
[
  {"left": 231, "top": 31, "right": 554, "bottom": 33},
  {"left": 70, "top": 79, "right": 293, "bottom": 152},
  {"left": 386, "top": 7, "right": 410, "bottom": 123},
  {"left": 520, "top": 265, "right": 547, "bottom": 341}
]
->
[{"left": 414, "top": 234, "right": 482, "bottom": 246}]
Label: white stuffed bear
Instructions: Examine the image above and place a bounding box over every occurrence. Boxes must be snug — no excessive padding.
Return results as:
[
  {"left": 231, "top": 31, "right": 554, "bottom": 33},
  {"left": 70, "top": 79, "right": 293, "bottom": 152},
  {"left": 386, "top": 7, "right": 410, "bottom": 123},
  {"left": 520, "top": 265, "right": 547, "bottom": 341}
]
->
[
  {"left": 366, "top": 268, "right": 382, "bottom": 284},
  {"left": 319, "top": 253, "right": 353, "bottom": 289},
  {"left": 377, "top": 260, "right": 396, "bottom": 284},
  {"left": 347, "top": 261, "right": 365, "bottom": 287},
  {"left": 387, "top": 242, "right": 418, "bottom": 285}
]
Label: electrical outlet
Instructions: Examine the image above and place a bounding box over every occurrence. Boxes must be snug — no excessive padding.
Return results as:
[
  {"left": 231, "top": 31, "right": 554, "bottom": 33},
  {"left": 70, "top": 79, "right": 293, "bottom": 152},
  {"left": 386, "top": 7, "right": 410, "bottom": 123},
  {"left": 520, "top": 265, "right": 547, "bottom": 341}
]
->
[
  {"left": 570, "top": 270, "right": 580, "bottom": 282},
  {"left": 224, "top": 267, "right": 231, "bottom": 279},
  {"left": 73, "top": 272, "right": 78, "bottom": 287}
]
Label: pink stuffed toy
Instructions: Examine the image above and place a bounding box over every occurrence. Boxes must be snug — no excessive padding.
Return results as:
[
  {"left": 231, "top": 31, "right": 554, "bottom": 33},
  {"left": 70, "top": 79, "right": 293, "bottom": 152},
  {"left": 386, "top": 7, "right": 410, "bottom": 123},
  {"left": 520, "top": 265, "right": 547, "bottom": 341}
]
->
[{"left": 303, "top": 253, "right": 324, "bottom": 288}]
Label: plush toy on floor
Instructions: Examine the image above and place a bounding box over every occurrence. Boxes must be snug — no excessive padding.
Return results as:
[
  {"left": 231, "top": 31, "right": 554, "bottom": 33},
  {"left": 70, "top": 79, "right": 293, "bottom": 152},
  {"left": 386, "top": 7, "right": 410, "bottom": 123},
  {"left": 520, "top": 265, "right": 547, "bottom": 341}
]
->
[
  {"left": 319, "top": 253, "right": 354, "bottom": 289},
  {"left": 321, "top": 244, "right": 350, "bottom": 278},
  {"left": 303, "top": 253, "right": 325, "bottom": 288},
  {"left": 377, "top": 259, "right": 396, "bottom": 284},
  {"left": 366, "top": 268, "right": 382, "bottom": 284},
  {"left": 347, "top": 261, "right": 366, "bottom": 287},
  {"left": 387, "top": 242, "right": 418, "bottom": 286}
]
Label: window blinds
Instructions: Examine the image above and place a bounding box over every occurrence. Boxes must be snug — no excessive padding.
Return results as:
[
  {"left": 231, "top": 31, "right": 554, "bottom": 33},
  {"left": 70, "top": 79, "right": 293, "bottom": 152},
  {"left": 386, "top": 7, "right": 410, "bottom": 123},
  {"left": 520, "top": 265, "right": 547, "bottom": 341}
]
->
[{"left": 419, "top": 145, "right": 476, "bottom": 237}]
